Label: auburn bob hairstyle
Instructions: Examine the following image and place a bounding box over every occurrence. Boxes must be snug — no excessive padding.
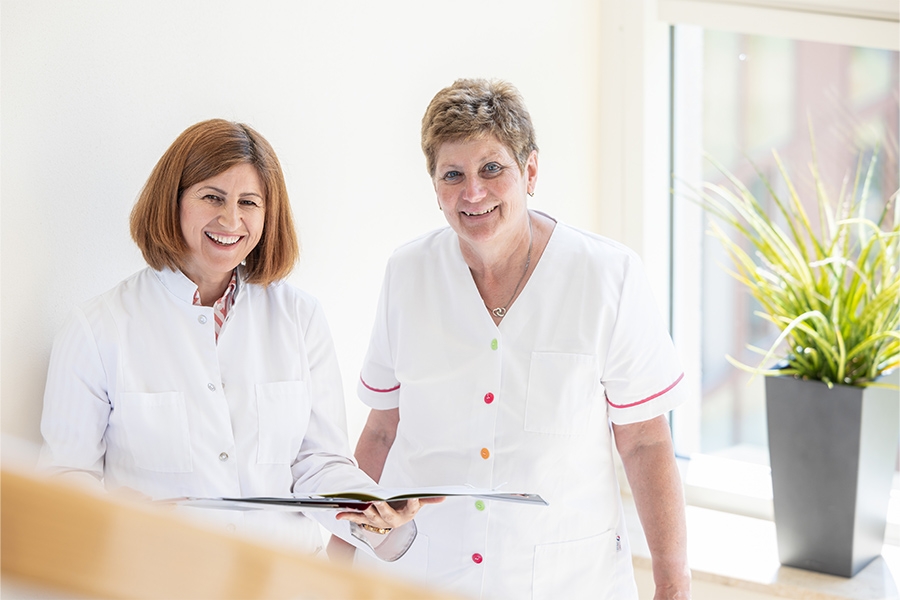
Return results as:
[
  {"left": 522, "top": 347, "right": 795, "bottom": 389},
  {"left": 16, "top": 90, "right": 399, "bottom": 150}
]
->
[
  {"left": 130, "top": 119, "right": 299, "bottom": 285},
  {"left": 421, "top": 78, "right": 538, "bottom": 178}
]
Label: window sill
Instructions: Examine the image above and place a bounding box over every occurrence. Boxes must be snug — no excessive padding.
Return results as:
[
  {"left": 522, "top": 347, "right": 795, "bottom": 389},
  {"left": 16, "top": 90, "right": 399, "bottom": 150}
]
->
[
  {"left": 624, "top": 494, "right": 900, "bottom": 599},
  {"left": 679, "top": 453, "right": 900, "bottom": 546}
]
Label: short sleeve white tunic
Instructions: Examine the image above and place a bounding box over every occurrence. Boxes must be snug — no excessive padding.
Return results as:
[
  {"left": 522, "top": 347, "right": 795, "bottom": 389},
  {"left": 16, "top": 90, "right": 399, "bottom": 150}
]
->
[{"left": 357, "top": 221, "right": 687, "bottom": 599}]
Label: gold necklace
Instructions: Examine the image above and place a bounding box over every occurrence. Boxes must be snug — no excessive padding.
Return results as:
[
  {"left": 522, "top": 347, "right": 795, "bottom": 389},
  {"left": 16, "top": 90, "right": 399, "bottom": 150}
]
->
[{"left": 491, "top": 216, "right": 533, "bottom": 318}]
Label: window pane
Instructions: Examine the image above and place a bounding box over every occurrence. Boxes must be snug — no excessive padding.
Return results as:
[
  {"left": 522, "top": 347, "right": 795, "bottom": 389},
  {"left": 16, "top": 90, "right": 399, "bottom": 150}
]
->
[{"left": 675, "top": 27, "right": 899, "bottom": 465}]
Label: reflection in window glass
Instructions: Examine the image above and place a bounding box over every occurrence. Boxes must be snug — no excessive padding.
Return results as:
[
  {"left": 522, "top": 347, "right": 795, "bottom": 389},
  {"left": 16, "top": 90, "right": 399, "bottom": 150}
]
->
[
  {"left": 681, "top": 29, "right": 899, "bottom": 463},
  {"left": 744, "top": 36, "right": 794, "bottom": 155}
]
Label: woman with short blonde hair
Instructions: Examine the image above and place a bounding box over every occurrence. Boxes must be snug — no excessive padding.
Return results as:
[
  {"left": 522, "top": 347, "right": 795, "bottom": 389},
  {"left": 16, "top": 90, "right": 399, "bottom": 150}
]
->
[{"left": 341, "top": 79, "right": 691, "bottom": 599}]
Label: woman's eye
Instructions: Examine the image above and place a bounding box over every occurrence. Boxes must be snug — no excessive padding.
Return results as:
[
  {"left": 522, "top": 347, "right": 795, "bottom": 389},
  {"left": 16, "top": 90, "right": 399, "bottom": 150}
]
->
[
  {"left": 239, "top": 199, "right": 261, "bottom": 207},
  {"left": 203, "top": 194, "right": 224, "bottom": 203},
  {"left": 482, "top": 162, "right": 504, "bottom": 176},
  {"left": 442, "top": 171, "right": 463, "bottom": 182}
]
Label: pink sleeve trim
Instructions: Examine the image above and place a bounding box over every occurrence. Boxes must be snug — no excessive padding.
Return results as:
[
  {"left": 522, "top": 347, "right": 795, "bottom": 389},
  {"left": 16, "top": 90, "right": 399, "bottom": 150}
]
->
[
  {"left": 606, "top": 372, "right": 684, "bottom": 409},
  {"left": 359, "top": 375, "right": 400, "bottom": 393}
]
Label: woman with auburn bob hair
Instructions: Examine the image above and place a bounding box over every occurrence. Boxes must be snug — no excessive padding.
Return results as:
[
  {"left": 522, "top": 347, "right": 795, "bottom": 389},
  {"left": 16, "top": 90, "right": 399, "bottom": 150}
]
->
[
  {"left": 333, "top": 80, "right": 691, "bottom": 598},
  {"left": 39, "top": 119, "right": 434, "bottom": 560},
  {"left": 129, "top": 119, "right": 299, "bottom": 287}
]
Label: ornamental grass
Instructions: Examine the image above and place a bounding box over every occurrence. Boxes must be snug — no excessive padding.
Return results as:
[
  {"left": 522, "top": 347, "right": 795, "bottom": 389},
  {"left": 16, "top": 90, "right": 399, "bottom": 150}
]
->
[{"left": 695, "top": 139, "right": 899, "bottom": 389}]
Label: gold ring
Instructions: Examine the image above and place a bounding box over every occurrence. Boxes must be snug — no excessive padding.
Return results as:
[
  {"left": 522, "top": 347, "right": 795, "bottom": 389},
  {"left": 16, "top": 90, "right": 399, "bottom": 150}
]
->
[{"left": 358, "top": 523, "right": 392, "bottom": 535}]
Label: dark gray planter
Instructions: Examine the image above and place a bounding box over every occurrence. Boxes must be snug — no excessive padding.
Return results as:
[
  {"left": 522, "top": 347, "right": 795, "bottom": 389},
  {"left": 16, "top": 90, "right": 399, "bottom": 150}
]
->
[{"left": 765, "top": 374, "right": 899, "bottom": 577}]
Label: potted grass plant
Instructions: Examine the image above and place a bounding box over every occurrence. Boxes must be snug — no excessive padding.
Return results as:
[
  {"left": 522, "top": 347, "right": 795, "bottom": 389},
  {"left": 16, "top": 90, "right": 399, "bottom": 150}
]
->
[{"left": 694, "top": 139, "right": 900, "bottom": 578}]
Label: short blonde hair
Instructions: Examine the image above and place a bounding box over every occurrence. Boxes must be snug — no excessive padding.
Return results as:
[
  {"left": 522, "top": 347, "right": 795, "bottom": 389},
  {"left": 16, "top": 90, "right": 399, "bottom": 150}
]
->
[
  {"left": 130, "top": 119, "right": 299, "bottom": 285},
  {"left": 421, "top": 78, "right": 538, "bottom": 177}
]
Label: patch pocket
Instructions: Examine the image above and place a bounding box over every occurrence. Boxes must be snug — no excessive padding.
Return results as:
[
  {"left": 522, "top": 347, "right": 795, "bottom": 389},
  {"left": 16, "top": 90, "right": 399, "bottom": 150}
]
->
[
  {"left": 118, "top": 392, "right": 192, "bottom": 473},
  {"left": 256, "top": 380, "right": 308, "bottom": 465},
  {"left": 524, "top": 352, "right": 598, "bottom": 435},
  {"left": 533, "top": 530, "right": 616, "bottom": 600}
]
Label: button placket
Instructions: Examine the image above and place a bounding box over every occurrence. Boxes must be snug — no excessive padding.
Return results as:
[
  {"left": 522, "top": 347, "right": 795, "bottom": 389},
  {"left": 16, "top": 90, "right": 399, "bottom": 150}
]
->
[
  {"left": 204, "top": 372, "right": 233, "bottom": 472},
  {"left": 468, "top": 334, "right": 501, "bottom": 490},
  {"left": 463, "top": 334, "right": 499, "bottom": 577}
]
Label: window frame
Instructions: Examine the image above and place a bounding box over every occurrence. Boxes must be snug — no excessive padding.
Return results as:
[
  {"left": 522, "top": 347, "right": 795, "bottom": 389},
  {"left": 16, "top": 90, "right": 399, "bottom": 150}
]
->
[
  {"left": 598, "top": 0, "right": 899, "bottom": 542},
  {"left": 658, "top": 0, "right": 899, "bottom": 51}
]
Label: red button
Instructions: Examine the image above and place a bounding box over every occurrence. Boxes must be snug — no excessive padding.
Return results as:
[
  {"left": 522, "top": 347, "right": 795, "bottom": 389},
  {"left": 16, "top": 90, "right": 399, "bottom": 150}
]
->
[
  {"left": 483, "top": 392, "right": 494, "bottom": 404},
  {"left": 472, "top": 553, "right": 483, "bottom": 564}
]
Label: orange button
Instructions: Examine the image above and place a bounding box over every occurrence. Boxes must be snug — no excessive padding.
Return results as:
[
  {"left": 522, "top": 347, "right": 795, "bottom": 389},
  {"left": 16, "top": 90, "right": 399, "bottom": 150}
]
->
[
  {"left": 483, "top": 392, "right": 494, "bottom": 404},
  {"left": 480, "top": 448, "right": 490, "bottom": 459}
]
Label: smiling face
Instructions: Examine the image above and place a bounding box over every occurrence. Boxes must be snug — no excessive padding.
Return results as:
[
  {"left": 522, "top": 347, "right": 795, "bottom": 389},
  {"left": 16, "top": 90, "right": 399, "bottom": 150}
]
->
[
  {"left": 179, "top": 162, "right": 265, "bottom": 289},
  {"left": 433, "top": 135, "right": 538, "bottom": 256}
]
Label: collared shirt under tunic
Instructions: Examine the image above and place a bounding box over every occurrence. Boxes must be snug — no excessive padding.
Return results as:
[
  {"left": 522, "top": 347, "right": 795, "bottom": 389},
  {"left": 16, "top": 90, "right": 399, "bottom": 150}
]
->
[
  {"left": 356, "top": 220, "right": 687, "bottom": 599},
  {"left": 191, "top": 269, "right": 237, "bottom": 341},
  {"left": 40, "top": 266, "right": 410, "bottom": 556}
]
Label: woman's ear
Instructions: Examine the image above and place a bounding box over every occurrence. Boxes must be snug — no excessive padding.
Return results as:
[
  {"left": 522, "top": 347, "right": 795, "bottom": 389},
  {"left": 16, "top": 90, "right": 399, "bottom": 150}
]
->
[{"left": 526, "top": 150, "right": 539, "bottom": 195}]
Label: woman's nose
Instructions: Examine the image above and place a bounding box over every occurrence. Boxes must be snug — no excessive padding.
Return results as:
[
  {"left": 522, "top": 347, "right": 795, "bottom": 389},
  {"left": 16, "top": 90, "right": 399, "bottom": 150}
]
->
[
  {"left": 217, "top": 201, "right": 241, "bottom": 228},
  {"left": 462, "top": 178, "right": 486, "bottom": 202}
]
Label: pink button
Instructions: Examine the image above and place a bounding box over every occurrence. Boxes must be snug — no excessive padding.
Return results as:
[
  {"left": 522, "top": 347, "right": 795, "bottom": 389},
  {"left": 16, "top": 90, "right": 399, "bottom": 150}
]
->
[
  {"left": 472, "top": 553, "right": 483, "bottom": 564},
  {"left": 483, "top": 392, "right": 494, "bottom": 404}
]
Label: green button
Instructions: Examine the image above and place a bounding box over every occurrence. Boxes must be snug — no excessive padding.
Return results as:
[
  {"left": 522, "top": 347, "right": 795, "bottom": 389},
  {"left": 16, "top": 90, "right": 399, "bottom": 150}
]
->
[
  {"left": 490, "top": 338, "right": 498, "bottom": 350},
  {"left": 475, "top": 500, "right": 485, "bottom": 511}
]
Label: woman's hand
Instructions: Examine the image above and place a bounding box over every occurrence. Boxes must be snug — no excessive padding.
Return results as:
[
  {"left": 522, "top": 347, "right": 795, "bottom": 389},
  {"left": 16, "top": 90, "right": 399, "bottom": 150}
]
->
[{"left": 335, "top": 497, "right": 445, "bottom": 532}]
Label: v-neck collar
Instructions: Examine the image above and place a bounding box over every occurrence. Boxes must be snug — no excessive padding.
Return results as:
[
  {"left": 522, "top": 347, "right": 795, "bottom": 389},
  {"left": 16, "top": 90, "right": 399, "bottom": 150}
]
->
[{"left": 447, "top": 213, "right": 560, "bottom": 331}]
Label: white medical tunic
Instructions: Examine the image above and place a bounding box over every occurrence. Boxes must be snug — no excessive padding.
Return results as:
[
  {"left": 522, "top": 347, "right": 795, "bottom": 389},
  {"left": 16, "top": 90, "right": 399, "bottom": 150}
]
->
[
  {"left": 357, "top": 221, "right": 687, "bottom": 599},
  {"left": 40, "top": 267, "right": 398, "bottom": 554}
]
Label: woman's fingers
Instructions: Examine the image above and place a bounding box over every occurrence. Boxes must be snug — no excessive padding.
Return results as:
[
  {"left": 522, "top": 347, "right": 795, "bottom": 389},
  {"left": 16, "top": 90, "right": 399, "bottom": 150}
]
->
[
  {"left": 418, "top": 496, "right": 446, "bottom": 505},
  {"left": 367, "top": 500, "right": 410, "bottom": 528},
  {"left": 333, "top": 503, "right": 395, "bottom": 528},
  {"left": 334, "top": 496, "right": 445, "bottom": 529}
]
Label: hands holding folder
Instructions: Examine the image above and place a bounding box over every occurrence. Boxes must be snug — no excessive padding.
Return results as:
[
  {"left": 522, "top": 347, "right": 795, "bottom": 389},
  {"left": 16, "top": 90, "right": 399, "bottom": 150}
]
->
[{"left": 173, "top": 486, "right": 546, "bottom": 510}]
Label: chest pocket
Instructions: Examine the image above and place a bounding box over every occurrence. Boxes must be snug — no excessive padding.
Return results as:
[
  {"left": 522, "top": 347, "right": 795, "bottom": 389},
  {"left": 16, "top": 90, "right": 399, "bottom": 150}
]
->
[
  {"left": 524, "top": 352, "right": 598, "bottom": 435},
  {"left": 118, "top": 391, "right": 193, "bottom": 473},
  {"left": 256, "top": 380, "right": 309, "bottom": 465}
]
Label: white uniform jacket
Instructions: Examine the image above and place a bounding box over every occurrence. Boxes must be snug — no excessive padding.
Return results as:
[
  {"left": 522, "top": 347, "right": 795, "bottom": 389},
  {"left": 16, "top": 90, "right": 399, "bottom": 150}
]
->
[
  {"left": 40, "top": 267, "right": 409, "bottom": 556},
  {"left": 357, "top": 221, "right": 687, "bottom": 599}
]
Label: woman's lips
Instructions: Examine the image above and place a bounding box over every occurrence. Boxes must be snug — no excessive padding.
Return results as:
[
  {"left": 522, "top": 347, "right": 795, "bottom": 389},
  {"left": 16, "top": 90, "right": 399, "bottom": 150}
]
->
[
  {"left": 462, "top": 205, "right": 498, "bottom": 217},
  {"left": 205, "top": 232, "right": 242, "bottom": 246}
]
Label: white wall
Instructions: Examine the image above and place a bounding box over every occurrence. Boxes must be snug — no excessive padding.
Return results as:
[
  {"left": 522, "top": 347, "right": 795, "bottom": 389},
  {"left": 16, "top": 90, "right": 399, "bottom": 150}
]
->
[{"left": 0, "top": 0, "right": 606, "bottom": 452}]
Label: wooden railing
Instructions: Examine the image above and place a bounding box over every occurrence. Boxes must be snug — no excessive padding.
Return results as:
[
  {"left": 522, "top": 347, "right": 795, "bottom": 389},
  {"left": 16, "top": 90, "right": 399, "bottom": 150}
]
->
[{"left": 1, "top": 467, "right": 461, "bottom": 599}]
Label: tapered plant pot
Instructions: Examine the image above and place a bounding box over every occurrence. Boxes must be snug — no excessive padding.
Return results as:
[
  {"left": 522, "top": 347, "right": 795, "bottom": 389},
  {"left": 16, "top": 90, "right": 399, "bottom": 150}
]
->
[{"left": 765, "top": 374, "right": 899, "bottom": 577}]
